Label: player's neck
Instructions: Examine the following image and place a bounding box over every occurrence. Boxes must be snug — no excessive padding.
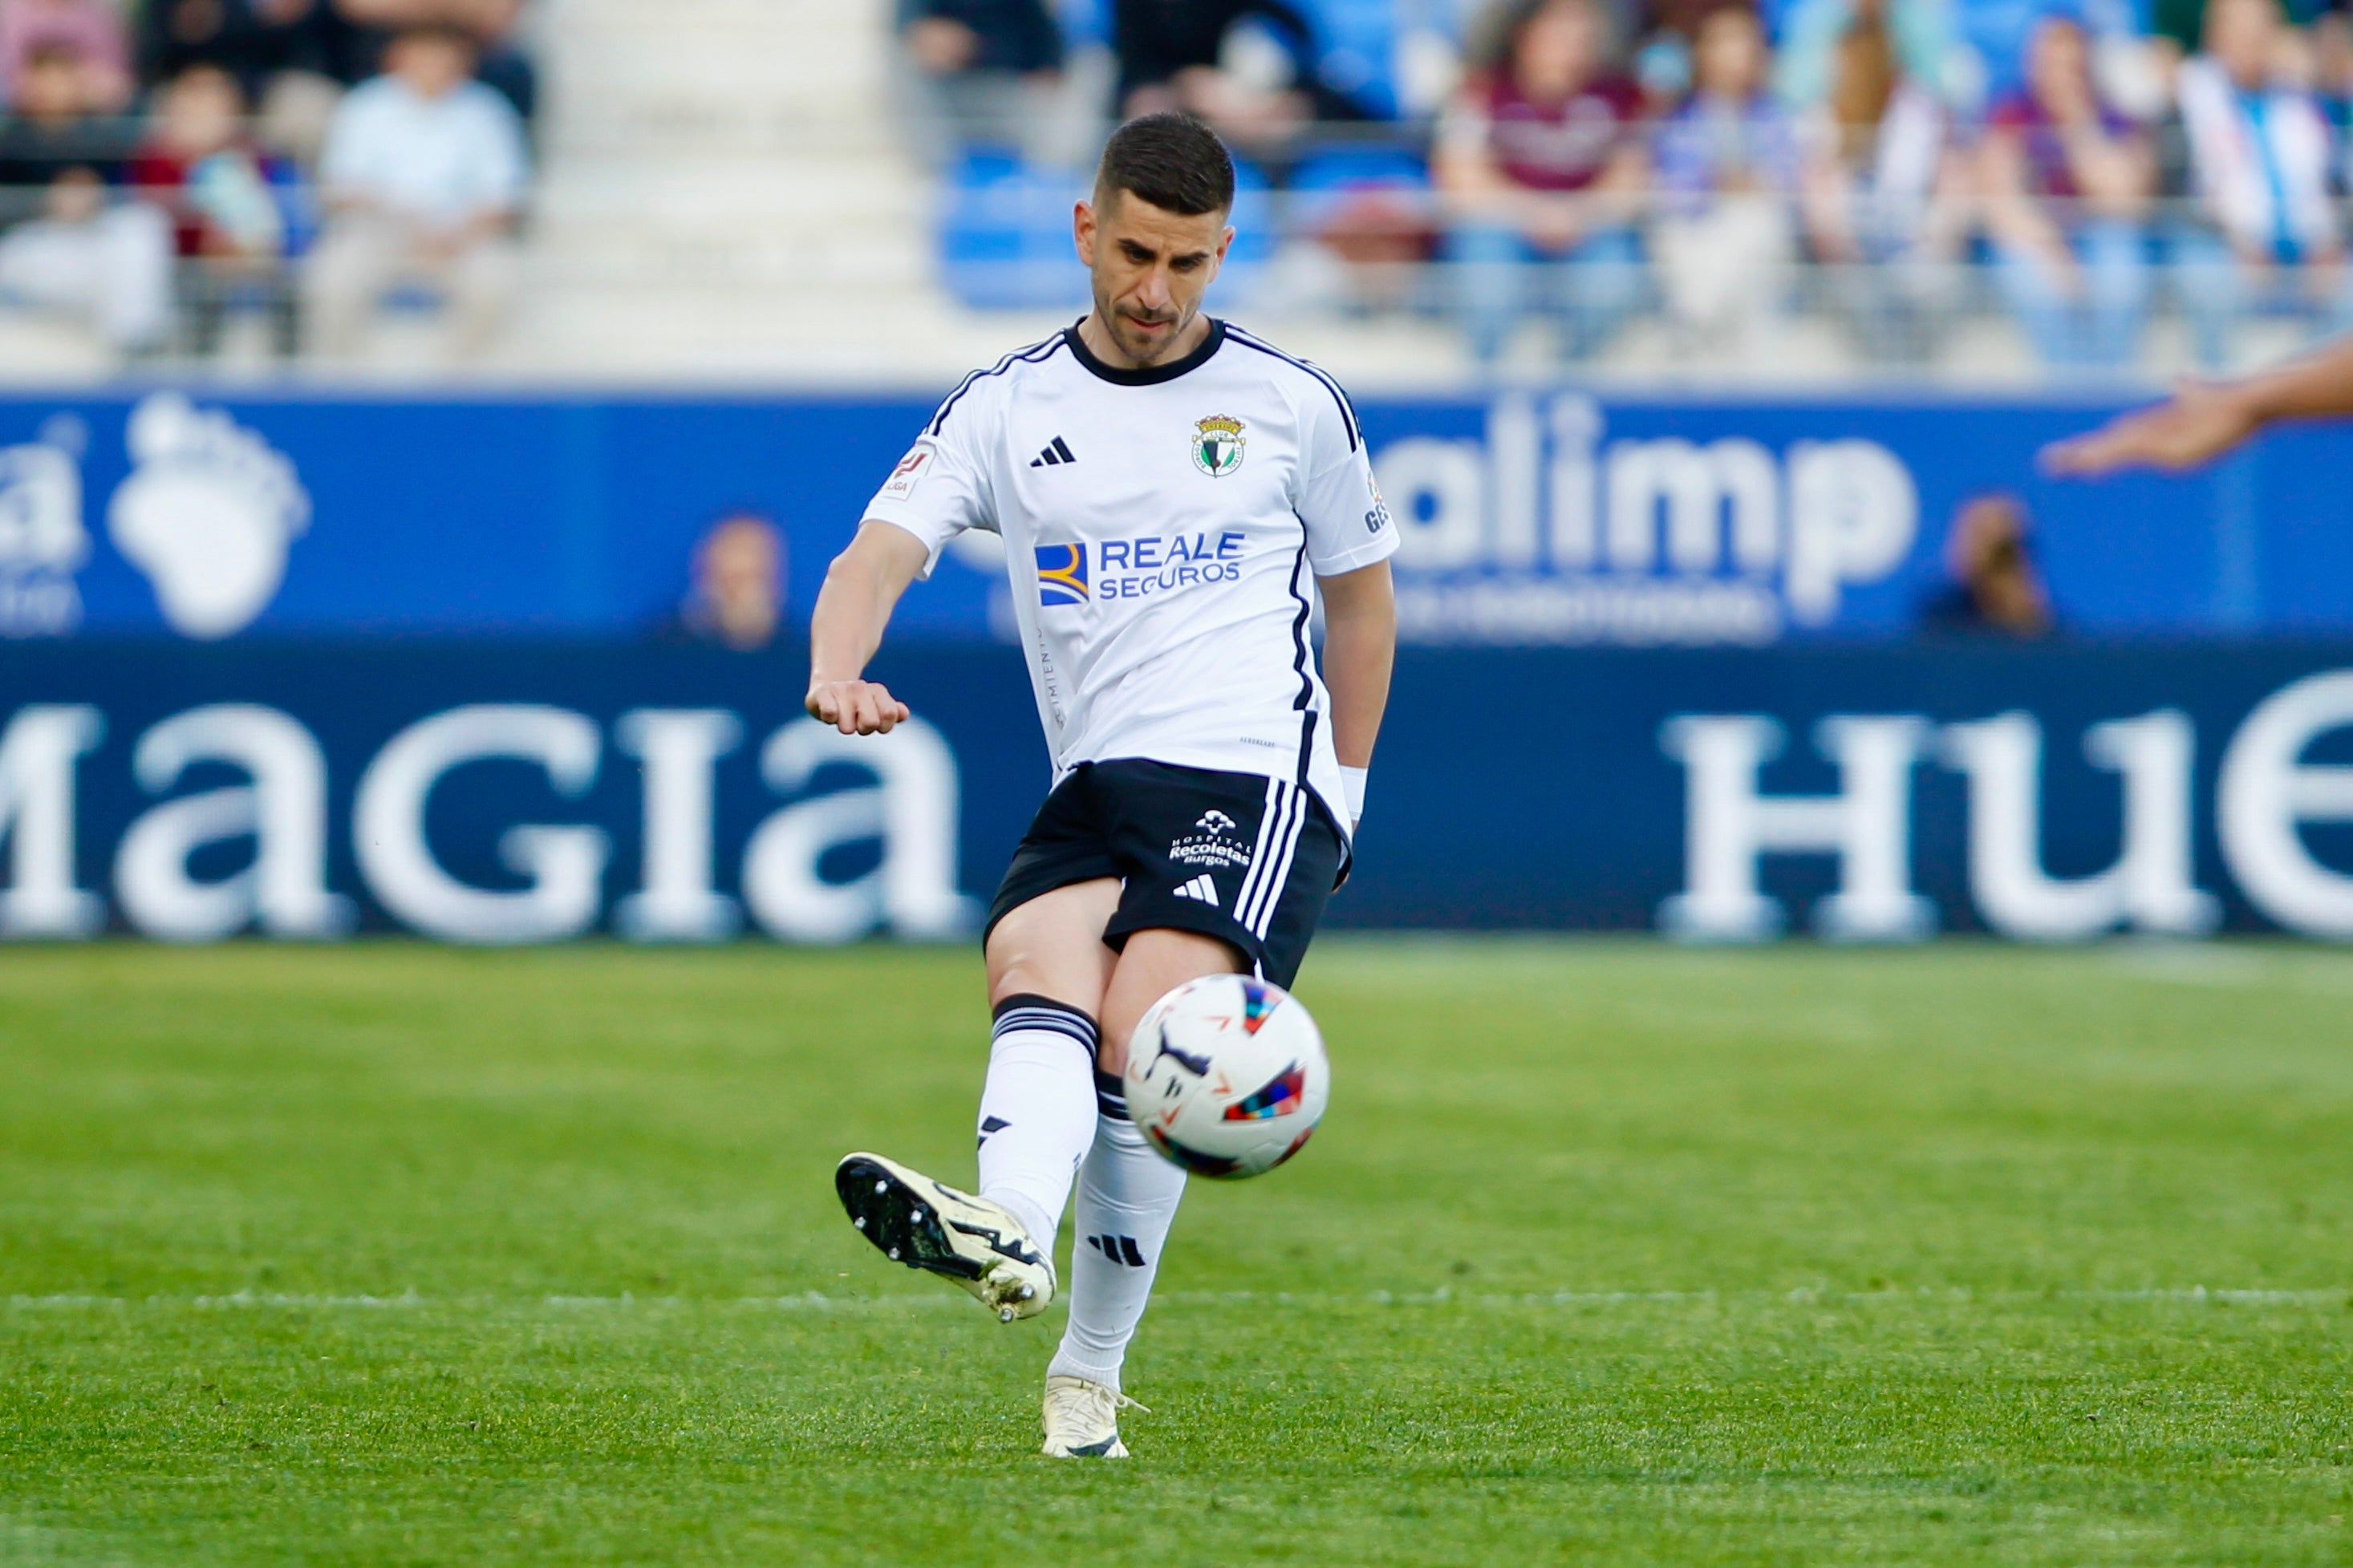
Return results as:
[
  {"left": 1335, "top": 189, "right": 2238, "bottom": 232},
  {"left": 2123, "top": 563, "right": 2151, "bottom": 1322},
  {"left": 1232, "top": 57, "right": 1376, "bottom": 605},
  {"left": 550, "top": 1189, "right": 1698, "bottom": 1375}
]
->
[{"left": 1076, "top": 311, "right": 1214, "bottom": 373}]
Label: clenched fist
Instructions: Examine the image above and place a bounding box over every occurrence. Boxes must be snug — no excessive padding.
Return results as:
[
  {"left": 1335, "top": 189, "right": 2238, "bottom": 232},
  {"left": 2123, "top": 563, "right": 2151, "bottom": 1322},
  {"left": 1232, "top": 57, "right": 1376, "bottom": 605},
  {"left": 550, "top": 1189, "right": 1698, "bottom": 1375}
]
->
[{"left": 805, "top": 679, "right": 911, "bottom": 735}]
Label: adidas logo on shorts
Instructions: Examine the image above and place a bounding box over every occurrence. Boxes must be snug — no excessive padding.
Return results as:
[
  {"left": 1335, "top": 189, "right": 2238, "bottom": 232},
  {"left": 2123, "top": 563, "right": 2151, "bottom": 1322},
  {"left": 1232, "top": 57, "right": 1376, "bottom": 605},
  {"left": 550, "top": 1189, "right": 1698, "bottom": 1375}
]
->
[{"left": 1172, "top": 873, "right": 1219, "bottom": 909}]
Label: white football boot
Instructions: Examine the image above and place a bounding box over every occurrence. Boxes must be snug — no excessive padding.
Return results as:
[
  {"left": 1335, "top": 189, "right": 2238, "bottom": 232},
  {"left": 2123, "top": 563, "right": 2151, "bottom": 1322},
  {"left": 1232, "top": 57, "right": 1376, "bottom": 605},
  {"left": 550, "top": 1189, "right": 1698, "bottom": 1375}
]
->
[
  {"left": 1041, "top": 1375, "right": 1146, "bottom": 1459},
  {"left": 834, "top": 1153, "right": 1055, "bottom": 1322}
]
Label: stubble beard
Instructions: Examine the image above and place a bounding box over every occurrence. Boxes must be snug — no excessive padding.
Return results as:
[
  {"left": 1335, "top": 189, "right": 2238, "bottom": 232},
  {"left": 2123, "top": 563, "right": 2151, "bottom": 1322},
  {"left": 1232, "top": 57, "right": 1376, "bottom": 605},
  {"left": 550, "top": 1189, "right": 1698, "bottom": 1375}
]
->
[{"left": 1093, "top": 284, "right": 1193, "bottom": 368}]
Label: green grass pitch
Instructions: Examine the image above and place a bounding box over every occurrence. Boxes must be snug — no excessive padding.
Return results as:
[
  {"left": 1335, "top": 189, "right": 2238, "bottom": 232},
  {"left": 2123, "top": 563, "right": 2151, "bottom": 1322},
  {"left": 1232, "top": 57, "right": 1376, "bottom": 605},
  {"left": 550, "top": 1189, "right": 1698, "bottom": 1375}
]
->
[{"left": 5, "top": 939, "right": 2353, "bottom": 1566}]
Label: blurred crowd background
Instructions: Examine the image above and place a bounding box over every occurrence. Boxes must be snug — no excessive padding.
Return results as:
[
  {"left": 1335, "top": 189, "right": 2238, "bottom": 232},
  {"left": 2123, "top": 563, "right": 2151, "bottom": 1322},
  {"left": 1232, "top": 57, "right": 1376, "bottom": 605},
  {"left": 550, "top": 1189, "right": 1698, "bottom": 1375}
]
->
[
  {"left": 6, "top": 0, "right": 2353, "bottom": 379},
  {"left": 3, "top": 2, "right": 2350, "bottom": 947}
]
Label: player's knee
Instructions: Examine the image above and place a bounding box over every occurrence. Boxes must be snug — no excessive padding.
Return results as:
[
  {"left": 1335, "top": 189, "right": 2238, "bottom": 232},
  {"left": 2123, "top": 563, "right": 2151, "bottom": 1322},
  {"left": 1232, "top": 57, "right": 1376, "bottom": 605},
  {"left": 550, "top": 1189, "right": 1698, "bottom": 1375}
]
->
[{"left": 985, "top": 931, "right": 1112, "bottom": 1019}]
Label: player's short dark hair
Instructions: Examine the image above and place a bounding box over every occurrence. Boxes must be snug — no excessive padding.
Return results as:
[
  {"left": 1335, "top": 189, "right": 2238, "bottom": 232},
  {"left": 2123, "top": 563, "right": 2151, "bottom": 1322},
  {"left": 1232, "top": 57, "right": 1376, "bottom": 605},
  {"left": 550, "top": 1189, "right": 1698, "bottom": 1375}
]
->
[{"left": 1094, "top": 113, "right": 1236, "bottom": 218}]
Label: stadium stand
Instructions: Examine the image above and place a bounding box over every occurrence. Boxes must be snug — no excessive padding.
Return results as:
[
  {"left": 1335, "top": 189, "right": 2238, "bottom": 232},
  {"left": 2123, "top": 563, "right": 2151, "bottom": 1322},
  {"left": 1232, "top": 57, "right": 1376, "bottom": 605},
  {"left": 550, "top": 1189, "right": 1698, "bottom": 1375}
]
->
[{"left": 6, "top": 0, "right": 2353, "bottom": 382}]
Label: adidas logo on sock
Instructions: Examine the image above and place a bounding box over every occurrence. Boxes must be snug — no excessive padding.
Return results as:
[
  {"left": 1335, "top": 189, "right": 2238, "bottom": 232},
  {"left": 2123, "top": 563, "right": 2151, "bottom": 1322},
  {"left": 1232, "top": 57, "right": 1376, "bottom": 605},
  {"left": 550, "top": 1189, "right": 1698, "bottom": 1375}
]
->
[
  {"left": 1086, "top": 1234, "right": 1147, "bottom": 1267},
  {"left": 1029, "top": 436, "right": 1077, "bottom": 468},
  {"left": 1171, "top": 873, "right": 1219, "bottom": 908}
]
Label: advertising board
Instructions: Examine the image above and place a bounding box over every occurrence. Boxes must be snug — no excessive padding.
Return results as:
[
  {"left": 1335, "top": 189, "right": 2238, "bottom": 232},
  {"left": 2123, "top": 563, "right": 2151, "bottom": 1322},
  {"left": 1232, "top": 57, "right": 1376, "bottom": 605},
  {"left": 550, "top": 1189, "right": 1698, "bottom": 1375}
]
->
[
  {"left": 4, "top": 642, "right": 2350, "bottom": 944},
  {"left": 0, "top": 387, "right": 2344, "bottom": 644}
]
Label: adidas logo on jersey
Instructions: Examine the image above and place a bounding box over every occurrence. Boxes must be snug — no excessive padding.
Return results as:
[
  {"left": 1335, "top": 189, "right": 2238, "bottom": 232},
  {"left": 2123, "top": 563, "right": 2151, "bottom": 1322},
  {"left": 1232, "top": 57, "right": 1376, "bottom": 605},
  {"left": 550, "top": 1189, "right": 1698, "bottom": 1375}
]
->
[
  {"left": 1029, "top": 436, "right": 1077, "bottom": 468},
  {"left": 1172, "top": 874, "right": 1219, "bottom": 908}
]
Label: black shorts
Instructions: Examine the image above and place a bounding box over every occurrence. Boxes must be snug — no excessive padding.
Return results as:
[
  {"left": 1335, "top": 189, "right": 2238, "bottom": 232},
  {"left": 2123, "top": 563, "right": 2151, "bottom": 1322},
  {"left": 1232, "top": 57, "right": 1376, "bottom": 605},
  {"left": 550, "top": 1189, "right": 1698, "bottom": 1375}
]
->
[{"left": 984, "top": 759, "right": 1346, "bottom": 990}]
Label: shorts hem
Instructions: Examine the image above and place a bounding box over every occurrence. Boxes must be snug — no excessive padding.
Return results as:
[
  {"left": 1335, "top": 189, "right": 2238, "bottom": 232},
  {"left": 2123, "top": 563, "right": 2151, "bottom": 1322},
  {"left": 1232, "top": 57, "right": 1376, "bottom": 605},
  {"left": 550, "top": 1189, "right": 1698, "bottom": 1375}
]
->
[
  {"left": 983, "top": 855, "right": 1122, "bottom": 946},
  {"left": 1100, "top": 901, "right": 1264, "bottom": 971}
]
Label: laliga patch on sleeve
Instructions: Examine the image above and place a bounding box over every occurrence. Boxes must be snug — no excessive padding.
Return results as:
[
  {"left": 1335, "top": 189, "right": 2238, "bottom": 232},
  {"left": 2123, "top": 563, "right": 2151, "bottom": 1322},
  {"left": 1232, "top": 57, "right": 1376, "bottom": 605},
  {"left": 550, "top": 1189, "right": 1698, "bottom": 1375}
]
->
[{"left": 881, "top": 444, "right": 935, "bottom": 502}]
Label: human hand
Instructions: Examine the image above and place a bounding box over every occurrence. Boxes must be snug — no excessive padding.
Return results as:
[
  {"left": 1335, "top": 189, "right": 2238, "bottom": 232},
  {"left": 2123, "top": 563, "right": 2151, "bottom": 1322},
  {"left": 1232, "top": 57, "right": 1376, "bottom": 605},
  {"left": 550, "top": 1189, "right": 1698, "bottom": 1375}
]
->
[
  {"left": 805, "top": 679, "right": 911, "bottom": 735},
  {"left": 2039, "top": 376, "right": 2262, "bottom": 476},
  {"left": 1523, "top": 198, "right": 1583, "bottom": 252}
]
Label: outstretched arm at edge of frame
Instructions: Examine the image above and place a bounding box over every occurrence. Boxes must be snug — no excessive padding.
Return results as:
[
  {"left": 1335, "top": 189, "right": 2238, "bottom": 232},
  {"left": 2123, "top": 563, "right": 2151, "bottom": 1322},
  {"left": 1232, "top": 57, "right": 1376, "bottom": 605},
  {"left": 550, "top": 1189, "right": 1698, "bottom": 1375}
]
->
[
  {"left": 805, "top": 520, "right": 933, "bottom": 735},
  {"left": 2042, "top": 331, "right": 2353, "bottom": 478}
]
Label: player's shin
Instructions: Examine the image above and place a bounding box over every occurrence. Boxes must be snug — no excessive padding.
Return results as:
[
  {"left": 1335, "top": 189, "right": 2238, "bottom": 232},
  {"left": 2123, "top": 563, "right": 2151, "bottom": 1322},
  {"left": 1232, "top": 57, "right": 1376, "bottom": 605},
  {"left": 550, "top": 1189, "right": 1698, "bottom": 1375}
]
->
[
  {"left": 1049, "top": 1072, "right": 1187, "bottom": 1394},
  {"left": 975, "top": 994, "right": 1101, "bottom": 1253}
]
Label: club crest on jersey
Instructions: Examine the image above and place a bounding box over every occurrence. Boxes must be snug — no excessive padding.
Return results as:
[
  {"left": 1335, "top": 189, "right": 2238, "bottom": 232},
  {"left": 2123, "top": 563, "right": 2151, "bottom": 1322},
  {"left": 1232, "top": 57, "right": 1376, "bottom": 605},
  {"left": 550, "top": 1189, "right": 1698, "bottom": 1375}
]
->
[
  {"left": 1191, "top": 415, "right": 1246, "bottom": 478},
  {"left": 1035, "top": 542, "right": 1089, "bottom": 606}
]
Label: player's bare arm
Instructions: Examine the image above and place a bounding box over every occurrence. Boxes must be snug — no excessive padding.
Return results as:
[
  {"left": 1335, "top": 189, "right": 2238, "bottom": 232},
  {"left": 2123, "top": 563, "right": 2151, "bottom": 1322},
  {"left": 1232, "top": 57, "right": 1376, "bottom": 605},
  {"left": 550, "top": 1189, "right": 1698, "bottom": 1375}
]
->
[
  {"left": 2042, "top": 330, "right": 2353, "bottom": 476},
  {"left": 804, "top": 518, "right": 927, "bottom": 735},
  {"left": 1317, "top": 560, "right": 1397, "bottom": 828}
]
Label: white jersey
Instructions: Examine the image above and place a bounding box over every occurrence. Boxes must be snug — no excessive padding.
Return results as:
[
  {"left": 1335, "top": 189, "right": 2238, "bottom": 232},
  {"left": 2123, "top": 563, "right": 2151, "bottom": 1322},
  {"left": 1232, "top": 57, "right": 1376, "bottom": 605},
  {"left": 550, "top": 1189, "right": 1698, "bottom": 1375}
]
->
[{"left": 864, "top": 319, "right": 1398, "bottom": 837}]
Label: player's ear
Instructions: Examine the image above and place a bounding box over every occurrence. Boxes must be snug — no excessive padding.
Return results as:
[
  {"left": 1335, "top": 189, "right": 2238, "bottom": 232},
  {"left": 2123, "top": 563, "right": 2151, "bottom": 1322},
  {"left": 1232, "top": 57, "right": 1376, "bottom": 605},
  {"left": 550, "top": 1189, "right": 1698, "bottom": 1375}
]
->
[{"left": 1073, "top": 200, "right": 1097, "bottom": 267}]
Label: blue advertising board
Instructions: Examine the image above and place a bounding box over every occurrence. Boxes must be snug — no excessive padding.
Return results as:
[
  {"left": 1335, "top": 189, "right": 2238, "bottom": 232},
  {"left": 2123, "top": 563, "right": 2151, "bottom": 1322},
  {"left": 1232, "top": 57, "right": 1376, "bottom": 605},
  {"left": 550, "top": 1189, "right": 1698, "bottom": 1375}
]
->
[
  {"left": 4, "top": 642, "right": 2351, "bottom": 945},
  {"left": 0, "top": 385, "right": 2347, "bottom": 644}
]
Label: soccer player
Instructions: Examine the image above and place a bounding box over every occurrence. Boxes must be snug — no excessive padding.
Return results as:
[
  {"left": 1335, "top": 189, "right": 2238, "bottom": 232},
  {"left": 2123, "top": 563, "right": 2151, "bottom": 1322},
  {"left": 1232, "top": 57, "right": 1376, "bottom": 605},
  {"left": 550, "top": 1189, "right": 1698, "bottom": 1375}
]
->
[
  {"left": 2043, "top": 332, "right": 2353, "bottom": 475},
  {"left": 807, "top": 113, "right": 1398, "bottom": 1459}
]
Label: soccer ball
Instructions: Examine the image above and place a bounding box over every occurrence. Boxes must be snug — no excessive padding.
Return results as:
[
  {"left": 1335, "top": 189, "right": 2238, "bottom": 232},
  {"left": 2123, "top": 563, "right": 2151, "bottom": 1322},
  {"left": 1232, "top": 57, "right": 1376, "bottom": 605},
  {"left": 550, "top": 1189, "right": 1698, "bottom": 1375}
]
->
[{"left": 1122, "top": 974, "right": 1329, "bottom": 1178}]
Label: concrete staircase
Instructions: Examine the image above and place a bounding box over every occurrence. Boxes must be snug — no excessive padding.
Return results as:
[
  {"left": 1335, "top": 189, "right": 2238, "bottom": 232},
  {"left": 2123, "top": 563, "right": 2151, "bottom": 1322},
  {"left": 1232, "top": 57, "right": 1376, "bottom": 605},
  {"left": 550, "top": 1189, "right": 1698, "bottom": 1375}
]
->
[{"left": 509, "top": 0, "right": 1036, "bottom": 382}]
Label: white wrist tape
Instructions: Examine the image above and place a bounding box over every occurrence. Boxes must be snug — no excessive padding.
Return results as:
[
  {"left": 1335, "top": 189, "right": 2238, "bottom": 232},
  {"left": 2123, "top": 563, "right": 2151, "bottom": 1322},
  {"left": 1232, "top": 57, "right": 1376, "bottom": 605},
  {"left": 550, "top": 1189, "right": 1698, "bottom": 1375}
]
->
[{"left": 1339, "top": 765, "right": 1369, "bottom": 823}]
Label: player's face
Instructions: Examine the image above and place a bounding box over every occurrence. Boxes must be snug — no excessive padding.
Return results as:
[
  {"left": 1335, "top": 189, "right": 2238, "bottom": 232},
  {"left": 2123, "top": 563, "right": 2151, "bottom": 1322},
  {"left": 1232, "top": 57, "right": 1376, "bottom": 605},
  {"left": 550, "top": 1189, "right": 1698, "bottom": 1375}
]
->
[{"left": 1075, "top": 189, "right": 1234, "bottom": 367}]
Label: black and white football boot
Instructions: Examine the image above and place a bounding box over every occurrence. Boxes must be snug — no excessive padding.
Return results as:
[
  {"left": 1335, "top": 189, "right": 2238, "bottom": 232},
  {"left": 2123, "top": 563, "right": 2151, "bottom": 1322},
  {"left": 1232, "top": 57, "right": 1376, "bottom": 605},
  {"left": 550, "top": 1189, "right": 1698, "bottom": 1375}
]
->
[{"left": 834, "top": 1152, "right": 1056, "bottom": 1322}]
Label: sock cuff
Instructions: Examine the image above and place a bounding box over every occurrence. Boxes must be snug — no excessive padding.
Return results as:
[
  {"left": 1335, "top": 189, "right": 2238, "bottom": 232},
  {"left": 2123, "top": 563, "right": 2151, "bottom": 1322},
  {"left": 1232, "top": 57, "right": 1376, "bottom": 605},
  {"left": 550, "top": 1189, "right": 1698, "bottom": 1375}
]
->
[
  {"left": 1093, "top": 1067, "right": 1130, "bottom": 1121},
  {"left": 1046, "top": 1346, "right": 1123, "bottom": 1393},
  {"left": 992, "top": 993, "right": 1100, "bottom": 1056}
]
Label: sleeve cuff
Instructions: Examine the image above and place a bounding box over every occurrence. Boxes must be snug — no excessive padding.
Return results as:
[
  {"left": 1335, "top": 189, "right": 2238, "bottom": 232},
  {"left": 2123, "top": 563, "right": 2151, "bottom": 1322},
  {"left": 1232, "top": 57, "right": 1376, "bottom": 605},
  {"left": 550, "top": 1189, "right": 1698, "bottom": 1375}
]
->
[
  {"left": 860, "top": 510, "right": 950, "bottom": 581},
  {"left": 1308, "top": 529, "right": 1401, "bottom": 578}
]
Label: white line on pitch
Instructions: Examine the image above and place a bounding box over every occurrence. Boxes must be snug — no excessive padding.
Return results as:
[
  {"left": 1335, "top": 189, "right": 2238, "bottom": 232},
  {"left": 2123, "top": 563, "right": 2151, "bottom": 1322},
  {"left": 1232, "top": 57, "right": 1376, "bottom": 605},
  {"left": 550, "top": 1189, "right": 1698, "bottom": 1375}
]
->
[{"left": 6, "top": 1286, "right": 2344, "bottom": 1312}]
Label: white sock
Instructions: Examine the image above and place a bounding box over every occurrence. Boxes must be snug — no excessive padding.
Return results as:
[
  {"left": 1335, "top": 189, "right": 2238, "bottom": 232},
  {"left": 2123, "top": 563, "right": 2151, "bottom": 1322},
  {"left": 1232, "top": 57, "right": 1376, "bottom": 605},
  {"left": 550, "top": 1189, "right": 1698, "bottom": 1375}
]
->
[
  {"left": 975, "top": 994, "right": 1099, "bottom": 1251},
  {"left": 1049, "top": 1073, "right": 1187, "bottom": 1394}
]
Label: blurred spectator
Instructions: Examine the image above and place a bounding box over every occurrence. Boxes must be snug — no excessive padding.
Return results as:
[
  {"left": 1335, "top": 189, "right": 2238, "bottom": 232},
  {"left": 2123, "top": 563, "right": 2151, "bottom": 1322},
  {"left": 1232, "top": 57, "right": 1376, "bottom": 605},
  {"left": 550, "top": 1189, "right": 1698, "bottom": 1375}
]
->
[
  {"left": 1953, "top": 0, "right": 2069, "bottom": 104},
  {"left": 2173, "top": 0, "right": 2353, "bottom": 369},
  {"left": 140, "top": 0, "right": 348, "bottom": 104},
  {"left": 1434, "top": 0, "right": 1649, "bottom": 363},
  {"left": 1113, "top": 0, "right": 1365, "bottom": 158},
  {"left": 1980, "top": 14, "right": 2154, "bottom": 370},
  {"left": 1917, "top": 492, "right": 2055, "bottom": 635},
  {"left": 1798, "top": 11, "right": 1968, "bottom": 359},
  {"left": 335, "top": 0, "right": 536, "bottom": 123},
  {"left": 0, "top": 44, "right": 170, "bottom": 352},
  {"left": 0, "top": 0, "right": 130, "bottom": 111},
  {"left": 895, "top": 0, "right": 1066, "bottom": 165},
  {"left": 665, "top": 513, "right": 787, "bottom": 652},
  {"left": 1627, "top": 0, "right": 1757, "bottom": 113},
  {"left": 131, "top": 64, "right": 297, "bottom": 358},
  {"left": 1650, "top": 4, "right": 1799, "bottom": 354},
  {"left": 1775, "top": 0, "right": 1954, "bottom": 108},
  {"left": 306, "top": 23, "right": 527, "bottom": 358}
]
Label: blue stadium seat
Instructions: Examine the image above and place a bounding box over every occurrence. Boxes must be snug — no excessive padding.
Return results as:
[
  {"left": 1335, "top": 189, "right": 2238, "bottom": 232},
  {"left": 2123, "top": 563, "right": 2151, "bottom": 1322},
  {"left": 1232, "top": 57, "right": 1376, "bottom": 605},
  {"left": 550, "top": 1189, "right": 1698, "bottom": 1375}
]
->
[
  {"left": 938, "top": 154, "right": 1278, "bottom": 313},
  {"left": 939, "top": 153, "right": 1092, "bottom": 311},
  {"left": 1055, "top": 0, "right": 1109, "bottom": 47},
  {"left": 1224, "top": 160, "right": 1276, "bottom": 298},
  {"left": 1309, "top": 0, "right": 1405, "bottom": 119}
]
